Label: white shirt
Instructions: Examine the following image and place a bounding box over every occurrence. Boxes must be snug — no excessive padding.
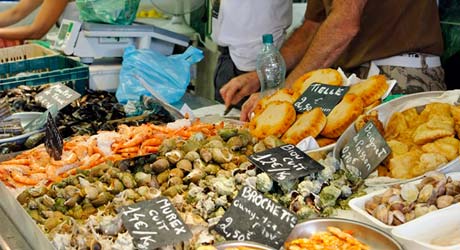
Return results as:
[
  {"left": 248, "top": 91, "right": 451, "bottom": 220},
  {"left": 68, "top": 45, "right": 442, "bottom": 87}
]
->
[{"left": 212, "top": 0, "right": 293, "bottom": 71}]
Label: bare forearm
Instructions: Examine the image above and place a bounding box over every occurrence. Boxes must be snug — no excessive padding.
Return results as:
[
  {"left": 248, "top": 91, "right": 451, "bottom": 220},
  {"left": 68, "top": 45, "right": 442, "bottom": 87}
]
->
[
  {"left": 285, "top": 0, "right": 367, "bottom": 87},
  {"left": 0, "top": 9, "right": 26, "bottom": 27},
  {"left": 0, "top": 26, "right": 39, "bottom": 40},
  {"left": 280, "top": 20, "right": 320, "bottom": 73}
]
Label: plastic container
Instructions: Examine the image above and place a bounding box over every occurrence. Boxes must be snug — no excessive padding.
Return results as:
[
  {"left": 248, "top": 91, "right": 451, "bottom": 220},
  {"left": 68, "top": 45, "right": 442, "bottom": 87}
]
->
[
  {"left": 256, "top": 34, "right": 286, "bottom": 97},
  {"left": 0, "top": 55, "right": 89, "bottom": 94},
  {"left": 0, "top": 44, "right": 58, "bottom": 64},
  {"left": 391, "top": 203, "right": 460, "bottom": 250},
  {"left": 349, "top": 172, "right": 460, "bottom": 233}
]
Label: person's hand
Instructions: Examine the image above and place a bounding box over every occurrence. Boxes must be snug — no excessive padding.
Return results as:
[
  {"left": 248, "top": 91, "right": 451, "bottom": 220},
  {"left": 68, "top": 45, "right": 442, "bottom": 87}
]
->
[
  {"left": 240, "top": 92, "right": 261, "bottom": 122},
  {"left": 220, "top": 71, "right": 260, "bottom": 107}
]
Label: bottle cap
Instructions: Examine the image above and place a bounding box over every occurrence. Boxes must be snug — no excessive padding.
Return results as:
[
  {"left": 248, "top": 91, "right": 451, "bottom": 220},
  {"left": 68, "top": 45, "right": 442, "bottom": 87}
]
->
[{"left": 262, "top": 34, "right": 273, "bottom": 44}]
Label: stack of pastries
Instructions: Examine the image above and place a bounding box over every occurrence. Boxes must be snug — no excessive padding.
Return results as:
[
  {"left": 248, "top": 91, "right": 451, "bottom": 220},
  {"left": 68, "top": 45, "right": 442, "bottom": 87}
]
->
[{"left": 249, "top": 68, "right": 389, "bottom": 146}]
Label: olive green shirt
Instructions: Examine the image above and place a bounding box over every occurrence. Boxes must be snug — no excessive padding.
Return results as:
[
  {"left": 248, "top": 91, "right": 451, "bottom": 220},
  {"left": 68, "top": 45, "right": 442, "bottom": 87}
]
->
[{"left": 306, "top": 0, "right": 444, "bottom": 69}]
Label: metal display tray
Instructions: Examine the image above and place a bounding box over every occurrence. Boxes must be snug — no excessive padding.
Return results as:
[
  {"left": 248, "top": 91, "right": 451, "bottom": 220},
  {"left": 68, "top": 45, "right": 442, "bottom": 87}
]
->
[
  {"left": 333, "top": 90, "right": 460, "bottom": 186},
  {"left": 0, "top": 182, "right": 54, "bottom": 249}
]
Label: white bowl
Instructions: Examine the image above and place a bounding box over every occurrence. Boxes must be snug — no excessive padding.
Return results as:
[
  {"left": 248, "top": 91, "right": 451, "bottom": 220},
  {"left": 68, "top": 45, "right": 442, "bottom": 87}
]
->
[
  {"left": 348, "top": 172, "right": 460, "bottom": 233},
  {"left": 391, "top": 203, "right": 460, "bottom": 250}
]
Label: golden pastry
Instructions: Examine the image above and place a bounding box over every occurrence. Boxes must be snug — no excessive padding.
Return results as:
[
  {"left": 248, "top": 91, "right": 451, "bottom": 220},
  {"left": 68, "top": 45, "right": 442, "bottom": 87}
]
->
[
  {"left": 291, "top": 68, "right": 342, "bottom": 96},
  {"left": 421, "top": 136, "right": 460, "bottom": 161},
  {"left": 249, "top": 101, "right": 296, "bottom": 139},
  {"left": 347, "top": 75, "right": 388, "bottom": 107},
  {"left": 254, "top": 88, "right": 298, "bottom": 115},
  {"left": 321, "top": 94, "right": 364, "bottom": 138},
  {"left": 281, "top": 107, "right": 326, "bottom": 145}
]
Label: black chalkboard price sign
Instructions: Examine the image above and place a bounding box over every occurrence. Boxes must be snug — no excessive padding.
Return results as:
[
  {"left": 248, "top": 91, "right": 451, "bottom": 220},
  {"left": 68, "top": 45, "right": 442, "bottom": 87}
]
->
[
  {"left": 35, "top": 83, "right": 81, "bottom": 110},
  {"left": 293, "top": 83, "right": 349, "bottom": 115},
  {"left": 341, "top": 121, "right": 392, "bottom": 178},
  {"left": 215, "top": 186, "right": 297, "bottom": 249},
  {"left": 45, "top": 112, "right": 63, "bottom": 161},
  {"left": 248, "top": 144, "right": 324, "bottom": 182},
  {"left": 120, "top": 196, "right": 192, "bottom": 250}
]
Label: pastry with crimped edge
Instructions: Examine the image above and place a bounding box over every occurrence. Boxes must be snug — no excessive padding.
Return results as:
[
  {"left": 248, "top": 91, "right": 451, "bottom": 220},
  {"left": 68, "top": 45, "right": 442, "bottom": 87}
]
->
[
  {"left": 291, "top": 68, "right": 343, "bottom": 96},
  {"left": 249, "top": 101, "right": 296, "bottom": 139},
  {"left": 253, "top": 89, "right": 298, "bottom": 115},
  {"left": 347, "top": 75, "right": 388, "bottom": 107},
  {"left": 281, "top": 107, "right": 326, "bottom": 145},
  {"left": 321, "top": 94, "right": 364, "bottom": 139}
]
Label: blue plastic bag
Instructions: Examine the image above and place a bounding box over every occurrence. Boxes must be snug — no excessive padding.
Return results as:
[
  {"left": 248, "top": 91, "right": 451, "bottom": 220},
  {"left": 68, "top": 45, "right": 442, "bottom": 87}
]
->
[{"left": 116, "top": 46, "right": 204, "bottom": 104}]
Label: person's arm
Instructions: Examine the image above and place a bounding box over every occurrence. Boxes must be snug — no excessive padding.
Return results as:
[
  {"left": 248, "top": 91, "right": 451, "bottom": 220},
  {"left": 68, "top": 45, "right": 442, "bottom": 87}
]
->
[
  {"left": 0, "top": 0, "right": 42, "bottom": 28},
  {"left": 0, "top": 0, "right": 69, "bottom": 40},
  {"left": 284, "top": 0, "right": 367, "bottom": 87},
  {"left": 220, "top": 12, "right": 321, "bottom": 110}
]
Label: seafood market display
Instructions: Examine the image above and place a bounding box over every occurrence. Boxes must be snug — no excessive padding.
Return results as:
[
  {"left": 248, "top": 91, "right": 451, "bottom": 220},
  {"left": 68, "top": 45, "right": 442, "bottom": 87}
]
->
[
  {"left": 364, "top": 172, "right": 460, "bottom": 226},
  {"left": 378, "top": 102, "right": 460, "bottom": 179},
  {"left": 0, "top": 121, "right": 223, "bottom": 188},
  {"left": 284, "top": 226, "right": 370, "bottom": 250},
  {"left": 13, "top": 126, "right": 362, "bottom": 249},
  {"left": 0, "top": 85, "right": 175, "bottom": 153},
  {"left": 249, "top": 68, "right": 389, "bottom": 146}
]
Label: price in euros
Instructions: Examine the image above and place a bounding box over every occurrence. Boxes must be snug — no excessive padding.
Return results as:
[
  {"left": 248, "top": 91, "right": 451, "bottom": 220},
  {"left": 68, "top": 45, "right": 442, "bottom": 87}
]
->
[
  {"left": 294, "top": 97, "right": 313, "bottom": 112},
  {"left": 219, "top": 217, "right": 255, "bottom": 241}
]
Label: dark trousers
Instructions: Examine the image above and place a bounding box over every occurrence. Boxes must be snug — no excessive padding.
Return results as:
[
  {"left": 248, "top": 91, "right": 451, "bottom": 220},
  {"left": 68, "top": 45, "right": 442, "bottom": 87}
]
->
[{"left": 214, "top": 46, "right": 249, "bottom": 109}]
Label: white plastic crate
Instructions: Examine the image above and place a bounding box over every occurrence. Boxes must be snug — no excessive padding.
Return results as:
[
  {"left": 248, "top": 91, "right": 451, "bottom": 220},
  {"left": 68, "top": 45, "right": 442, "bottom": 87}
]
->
[{"left": 0, "top": 44, "right": 58, "bottom": 64}]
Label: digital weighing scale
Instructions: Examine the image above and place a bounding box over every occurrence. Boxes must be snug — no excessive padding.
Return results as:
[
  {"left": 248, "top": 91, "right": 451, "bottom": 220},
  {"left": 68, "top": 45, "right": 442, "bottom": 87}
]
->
[{"left": 52, "top": 19, "right": 190, "bottom": 64}]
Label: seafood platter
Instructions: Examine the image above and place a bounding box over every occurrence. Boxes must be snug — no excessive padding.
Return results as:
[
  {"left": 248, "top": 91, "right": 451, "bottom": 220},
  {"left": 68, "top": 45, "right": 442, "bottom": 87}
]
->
[{"left": 1, "top": 68, "right": 460, "bottom": 250}]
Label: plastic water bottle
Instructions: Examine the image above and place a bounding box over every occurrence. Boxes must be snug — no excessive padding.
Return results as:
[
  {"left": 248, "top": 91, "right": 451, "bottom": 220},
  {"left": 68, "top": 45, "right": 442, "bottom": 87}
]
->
[{"left": 256, "top": 34, "right": 286, "bottom": 97}]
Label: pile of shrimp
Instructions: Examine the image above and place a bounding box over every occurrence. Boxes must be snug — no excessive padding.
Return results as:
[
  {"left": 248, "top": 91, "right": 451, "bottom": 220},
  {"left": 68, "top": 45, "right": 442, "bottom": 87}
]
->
[{"left": 0, "top": 120, "right": 223, "bottom": 188}]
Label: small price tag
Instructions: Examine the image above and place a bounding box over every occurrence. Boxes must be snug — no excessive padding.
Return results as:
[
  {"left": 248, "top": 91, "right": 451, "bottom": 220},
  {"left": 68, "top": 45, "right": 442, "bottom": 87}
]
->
[
  {"left": 120, "top": 197, "right": 192, "bottom": 250},
  {"left": 45, "top": 112, "right": 63, "bottom": 161},
  {"left": 35, "top": 83, "right": 81, "bottom": 110},
  {"left": 293, "top": 83, "right": 349, "bottom": 115},
  {"left": 341, "top": 121, "right": 392, "bottom": 178},
  {"left": 248, "top": 144, "right": 324, "bottom": 182},
  {"left": 215, "top": 186, "right": 297, "bottom": 249}
]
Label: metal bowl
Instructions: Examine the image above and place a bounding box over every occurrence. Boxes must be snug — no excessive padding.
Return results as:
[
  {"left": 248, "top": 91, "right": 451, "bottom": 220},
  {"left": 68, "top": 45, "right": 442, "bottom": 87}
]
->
[
  {"left": 215, "top": 241, "right": 275, "bottom": 250},
  {"left": 333, "top": 90, "right": 460, "bottom": 186},
  {"left": 285, "top": 218, "right": 404, "bottom": 250}
]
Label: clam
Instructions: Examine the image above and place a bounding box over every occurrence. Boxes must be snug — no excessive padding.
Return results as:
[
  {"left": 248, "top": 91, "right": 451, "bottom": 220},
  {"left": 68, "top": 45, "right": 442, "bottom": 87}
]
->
[
  {"left": 392, "top": 210, "right": 406, "bottom": 224},
  {"left": 64, "top": 194, "right": 81, "bottom": 207},
  {"left": 183, "top": 168, "right": 206, "bottom": 184},
  {"left": 165, "top": 150, "right": 184, "bottom": 164},
  {"left": 372, "top": 204, "right": 390, "bottom": 224},
  {"left": 401, "top": 183, "right": 419, "bottom": 202},
  {"left": 417, "top": 184, "right": 435, "bottom": 203},
  {"left": 84, "top": 185, "right": 99, "bottom": 200},
  {"left": 211, "top": 147, "right": 233, "bottom": 164},
  {"left": 28, "top": 186, "right": 48, "bottom": 197},
  {"left": 436, "top": 195, "right": 454, "bottom": 209},
  {"left": 405, "top": 210, "right": 416, "bottom": 222},
  {"left": 205, "top": 139, "right": 225, "bottom": 149},
  {"left": 41, "top": 194, "right": 56, "bottom": 207},
  {"left": 200, "top": 148, "right": 213, "bottom": 163},
  {"left": 177, "top": 159, "right": 193, "bottom": 172},
  {"left": 218, "top": 128, "right": 238, "bottom": 141},
  {"left": 181, "top": 140, "right": 202, "bottom": 153},
  {"left": 108, "top": 179, "right": 124, "bottom": 194},
  {"left": 414, "top": 204, "right": 429, "bottom": 218},
  {"left": 389, "top": 201, "right": 404, "bottom": 211},
  {"left": 168, "top": 176, "right": 183, "bottom": 186},
  {"left": 151, "top": 158, "right": 170, "bottom": 173},
  {"left": 184, "top": 151, "right": 200, "bottom": 162},
  {"left": 263, "top": 135, "right": 284, "bottom": 148},
  {"left": 156, "top": 170, "right": 170, "bottom": 184},
  {"left": 428, "top": 205, "right": 438, "bottom": 212},
  {"left": 91, "top": 192, "right": 114, "bottom": 207},
  {"left": 169, "top": 168, "right": 184, "bottom": 179},
  {"left": 446, "top": 181, "right": 460, "bottom": 196},
  {"left": 250, "top": 140, "right": 264, "bottom": 152},
  {"left": 17, "top": 191, "right": 32, "bottom": 205},
  {"left": 193, "top": 158, "right": 206, "bottom": 169},
  {"left": 119, "top": 173, "right": 137, "bottom": 189},
  {"left": 204, "top": 164, "right": 220, "bottom": 175},
  {"left": 227, "top": 135, "right": 248, "bottom": 151},
  {"left": 134, "top": 172, "right": 152, "bottom": 187}
]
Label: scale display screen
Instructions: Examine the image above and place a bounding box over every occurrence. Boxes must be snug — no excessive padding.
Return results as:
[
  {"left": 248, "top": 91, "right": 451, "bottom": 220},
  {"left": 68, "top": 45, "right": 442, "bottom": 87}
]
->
[{"left": 58, "top": 23, "right": 70, "bottom": 40}]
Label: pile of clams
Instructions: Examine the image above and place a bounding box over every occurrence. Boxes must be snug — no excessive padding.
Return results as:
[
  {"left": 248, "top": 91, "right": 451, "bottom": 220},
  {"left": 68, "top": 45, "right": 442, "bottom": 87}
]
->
[{"left": 365, "top": 172, "right": 460, "bottom": 226}]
